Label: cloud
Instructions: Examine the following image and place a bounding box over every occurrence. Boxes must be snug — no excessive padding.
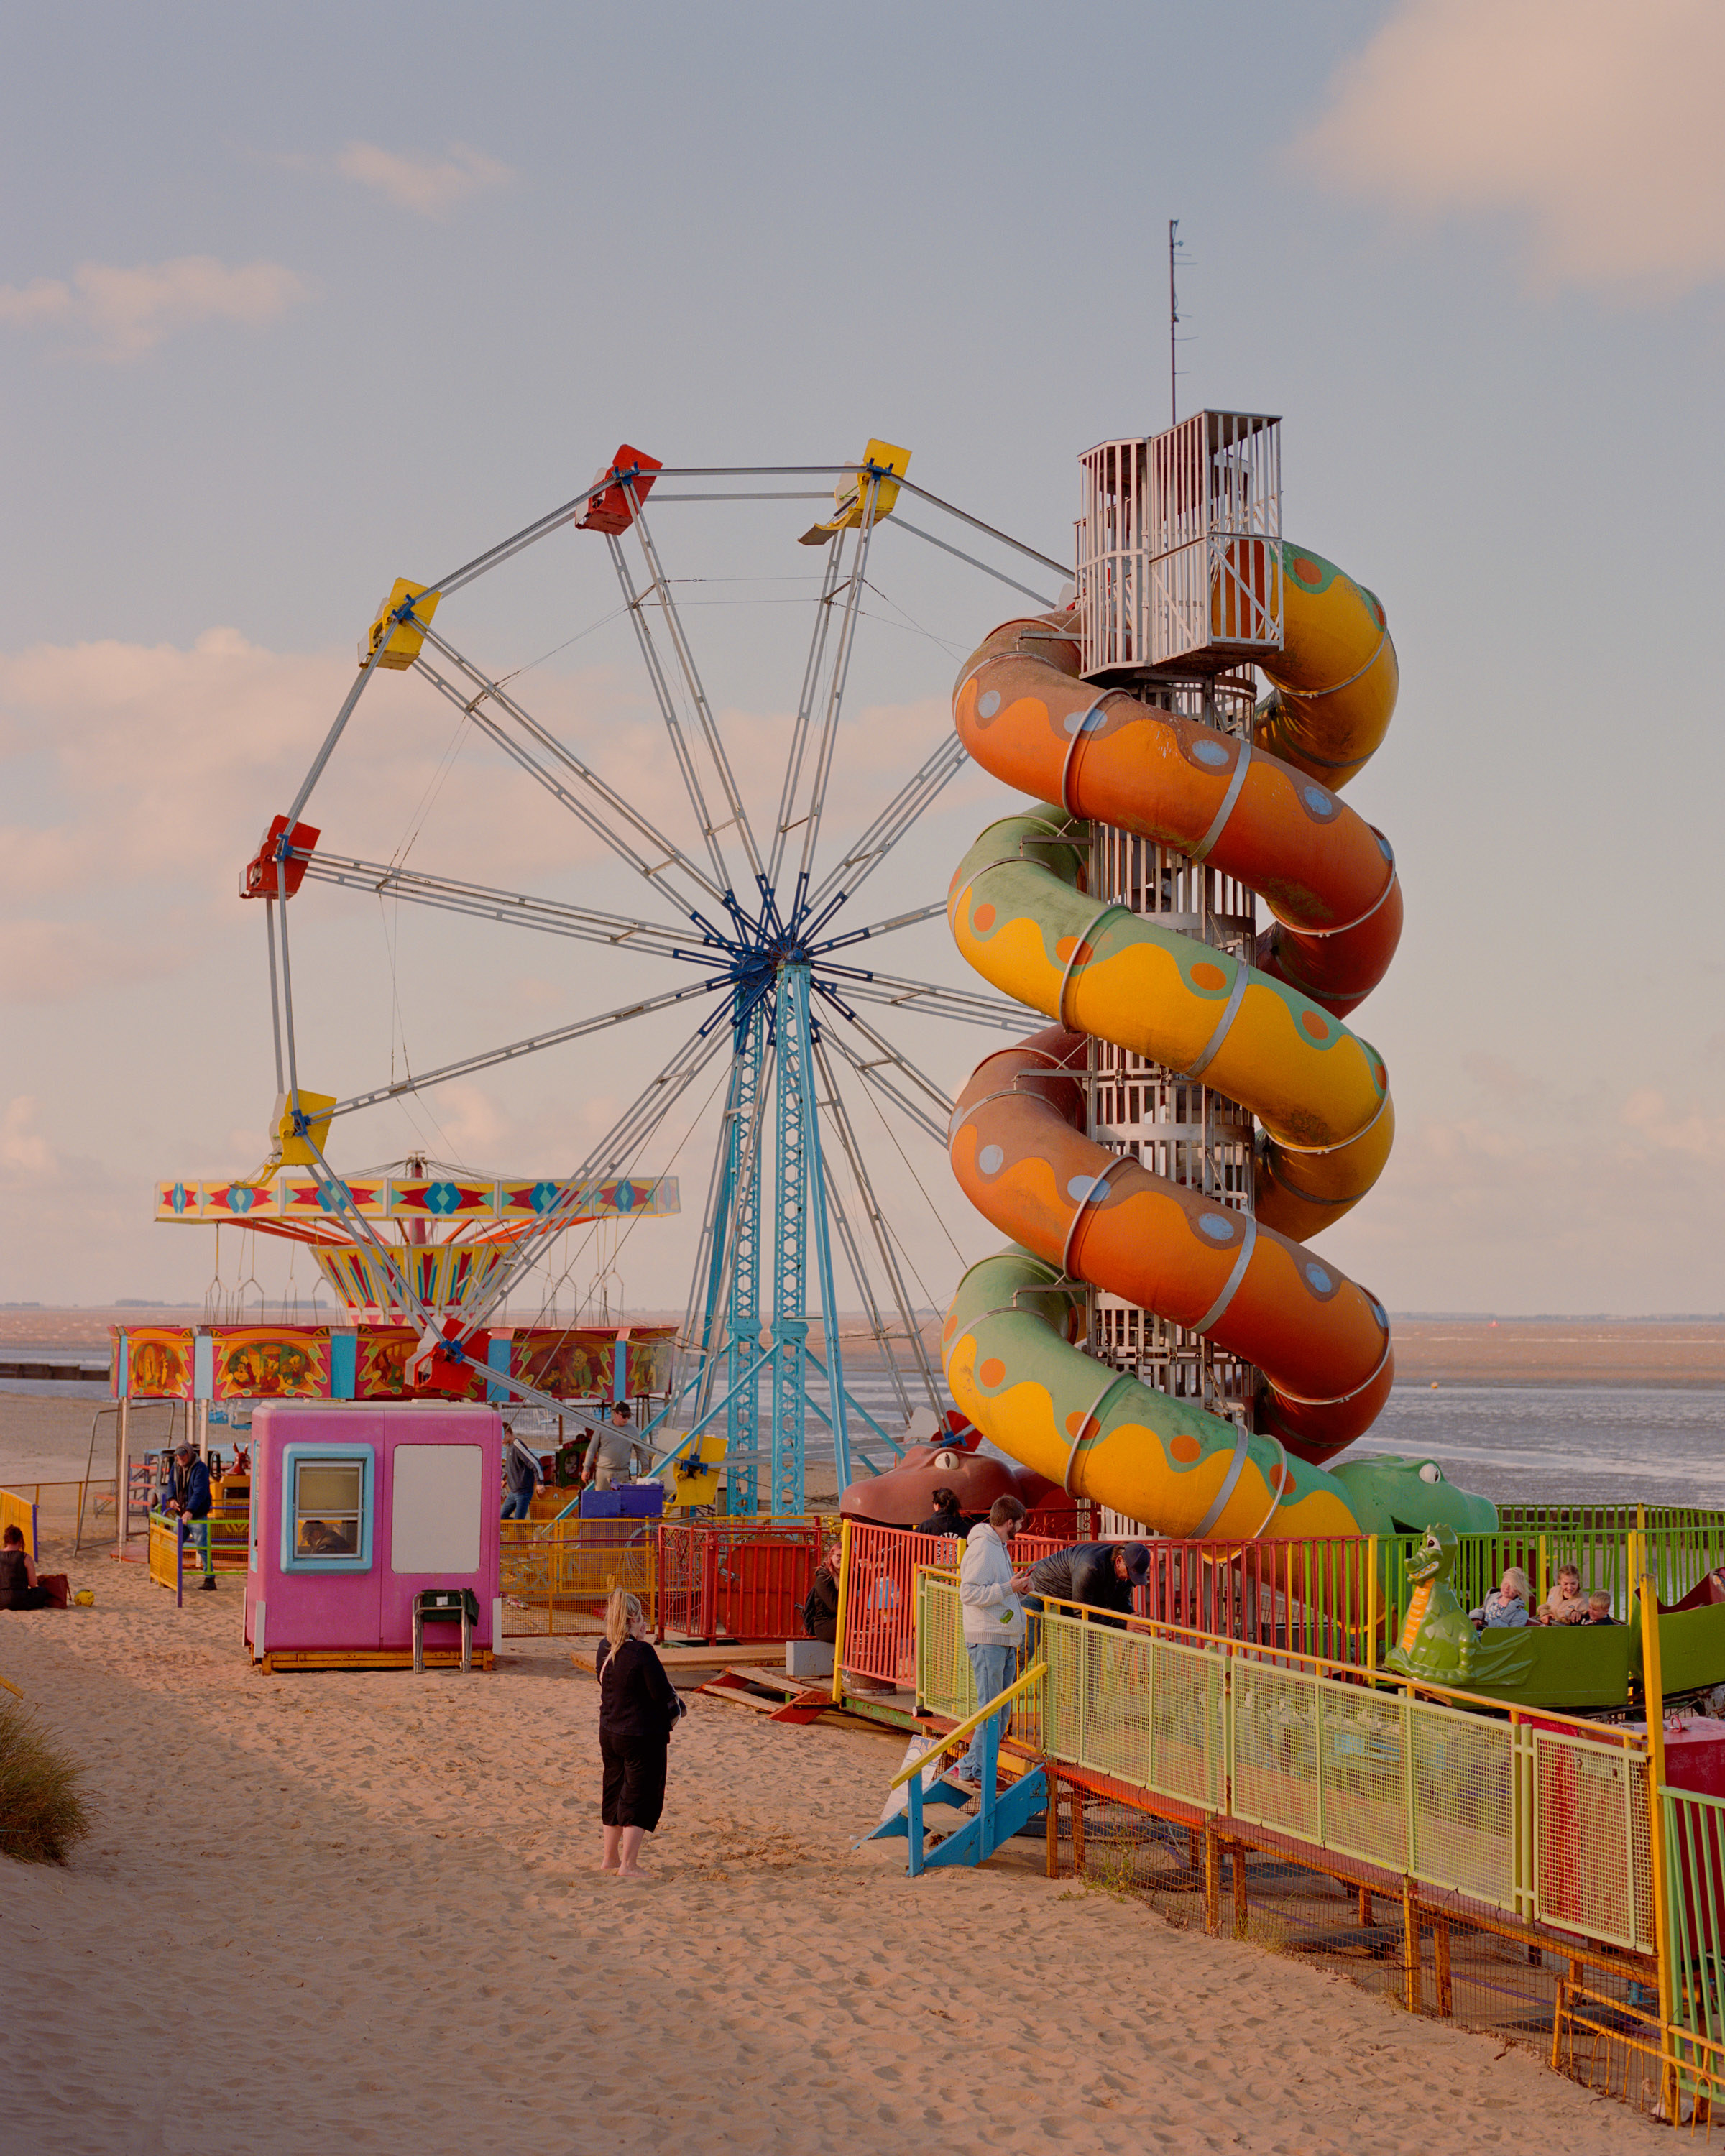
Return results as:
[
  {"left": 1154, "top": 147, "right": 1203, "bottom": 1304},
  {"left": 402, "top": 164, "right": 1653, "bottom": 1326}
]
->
[
  {"left": 0, "top": 256, "right": 308, "bottom": 360},
  {"left": 0, "top": 921, "right": 180, "bottom": 1006},
  {"left": 335, "top": 141, "right": 512, "bottom": 216},
  {"left": 0, "top": 1097, "right": 54, "bottom": 1177},
  {"left": 1297, "top": 0, "right": 1725, "bottom": 296}
]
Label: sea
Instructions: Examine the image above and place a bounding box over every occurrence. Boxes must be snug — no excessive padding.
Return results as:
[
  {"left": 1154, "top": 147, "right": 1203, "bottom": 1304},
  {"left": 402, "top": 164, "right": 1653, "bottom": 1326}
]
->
[{"left": 6, "top": 1358, "right": 1725, "bottom": 1511}]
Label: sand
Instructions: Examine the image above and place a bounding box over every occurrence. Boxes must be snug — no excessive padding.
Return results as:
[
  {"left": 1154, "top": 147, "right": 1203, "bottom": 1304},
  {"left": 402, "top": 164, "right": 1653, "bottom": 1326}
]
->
[{"left": 0, "top": 1546, "right": 1663, "bottom": 2156}]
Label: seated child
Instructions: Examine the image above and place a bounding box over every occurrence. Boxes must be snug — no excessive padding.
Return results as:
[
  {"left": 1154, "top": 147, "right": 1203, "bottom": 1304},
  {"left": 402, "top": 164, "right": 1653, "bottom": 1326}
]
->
[
  {"left": 1586, "top": 1590, "right": 1616, "bottom": 1625},
  {"left": 1473, "top": 1567, "right": 1533, "bottom": 1629},
  {"left": 1538, "top": 1563, "right": 1589, "bottom": 1625}
]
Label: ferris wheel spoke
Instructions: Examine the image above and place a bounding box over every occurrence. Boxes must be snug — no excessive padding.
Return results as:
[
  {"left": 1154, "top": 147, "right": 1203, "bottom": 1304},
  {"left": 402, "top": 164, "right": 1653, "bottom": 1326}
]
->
[
  {"left": 452, "top": 1015, "right": 732, "bottom": 1339},
  {"left": 766, "top": 529, "right": 849, "bottom": 897},
  {"left": 621, "top": 495, "right": 765, "bottom": 893},
  {"left": 812, "top": 1037, "right": 942, "bottom": 1416},
  {"left": 816, "top": 1008, "right": 954, "bottom": 1142},
  {"left": 325, "top": 977, "right": 728, "bottom": 1122},
  {"left": 413, "top": 632, "right": 727, "bottom": 913},
  {"left": 886, "top": 516, "right": 1064, "bottom": 609},
  {"left": 786, "top": 482, "right": 886, "bottom": 917},
  {"left": 605, "top": 531, "right": 742, "bottom": 902},
  {"left": 294, "top": 851, "right": 704, "bottom": 959},
  {"left": 799, "top": 732, "right": 969, "bottom": 931},
  {"left": 819, "top": 967, "right": 1035, "bottom": 1032},
  {"left": 806, "top": 899, "right": 945, "bottom": 957}
]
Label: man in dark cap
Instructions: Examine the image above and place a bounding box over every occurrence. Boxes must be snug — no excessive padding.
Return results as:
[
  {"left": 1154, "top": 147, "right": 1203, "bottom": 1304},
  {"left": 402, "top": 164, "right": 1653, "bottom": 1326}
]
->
[{"left": 1012, "top": 1539, "right": 1151, "bottom": 1624}]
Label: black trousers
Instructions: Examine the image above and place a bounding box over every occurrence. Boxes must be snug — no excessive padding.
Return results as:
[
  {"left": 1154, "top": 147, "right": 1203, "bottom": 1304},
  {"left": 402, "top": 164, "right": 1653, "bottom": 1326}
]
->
[{"left": 600, "top": 1733, "right": 668, "bottom": 1830}]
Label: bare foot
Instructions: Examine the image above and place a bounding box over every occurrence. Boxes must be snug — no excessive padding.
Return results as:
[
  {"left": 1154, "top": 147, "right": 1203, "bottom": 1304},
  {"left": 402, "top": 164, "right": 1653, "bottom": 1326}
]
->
[
  {"left": 616, "top": 1866, "right": 653, "bottom": 1884},
  {"left": 597, "top": 1861, "right": 619, "bottom": 1872}
]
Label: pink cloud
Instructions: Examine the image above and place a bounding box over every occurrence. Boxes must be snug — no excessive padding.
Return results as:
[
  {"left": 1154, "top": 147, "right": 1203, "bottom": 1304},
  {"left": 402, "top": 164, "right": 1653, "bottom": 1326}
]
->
[{"left": 1298, "top": 0, "right": 1725, "bottom": 297}]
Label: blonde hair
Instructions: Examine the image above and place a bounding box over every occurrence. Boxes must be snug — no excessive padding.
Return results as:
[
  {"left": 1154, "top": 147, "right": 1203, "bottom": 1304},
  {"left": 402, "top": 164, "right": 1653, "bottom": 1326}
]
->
[
  {"left": 604, "top": 1587, "right": 644, "bottom": 1652},
  {"left": 1503, "top": 1567, "right": 1533, "bottom": 1602}
]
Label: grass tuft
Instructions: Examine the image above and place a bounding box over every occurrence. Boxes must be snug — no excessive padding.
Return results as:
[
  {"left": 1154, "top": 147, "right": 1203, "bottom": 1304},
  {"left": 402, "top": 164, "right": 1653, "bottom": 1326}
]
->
[{"left": 0, "top": 1696, "right": 91, "bottom": 1864}]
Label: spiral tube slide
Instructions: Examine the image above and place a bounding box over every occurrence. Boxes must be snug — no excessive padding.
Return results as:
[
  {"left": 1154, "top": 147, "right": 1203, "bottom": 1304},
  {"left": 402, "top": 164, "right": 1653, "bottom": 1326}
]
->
[{"left": 940, "top": 542, "right": 1405, "bottom": 1538}]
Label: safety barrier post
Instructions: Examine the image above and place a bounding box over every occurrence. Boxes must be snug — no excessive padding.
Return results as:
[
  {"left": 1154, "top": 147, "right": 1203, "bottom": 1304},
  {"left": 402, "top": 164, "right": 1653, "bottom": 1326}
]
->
[
  {"left": 1366, "top": 1535, "right": 1379, "bottom": 1670},
  {"left": 1203, "top": 1818, "right": 1220, "bottom": 1936},
  {"left": 1402, "top": 1877, "right": 1420, "bottom": 2013},
  {"left": 1637, "top": 1529, "right": 1679, "bottom": 2119},
  {"left": 830, "top": 1518, "right": 852, "bottom": 1704}
]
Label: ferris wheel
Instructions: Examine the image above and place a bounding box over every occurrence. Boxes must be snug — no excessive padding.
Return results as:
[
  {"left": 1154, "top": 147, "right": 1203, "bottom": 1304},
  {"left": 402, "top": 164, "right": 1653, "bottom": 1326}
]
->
[{"left": 246, "top": 441, "right": 1069, "bottom": 1512}]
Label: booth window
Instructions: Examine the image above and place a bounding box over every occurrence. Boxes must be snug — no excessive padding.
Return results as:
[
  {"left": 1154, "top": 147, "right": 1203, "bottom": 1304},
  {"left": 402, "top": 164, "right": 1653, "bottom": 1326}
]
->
[{"left": 281, "top": 1445, "right": 374, "bottom": 1572}]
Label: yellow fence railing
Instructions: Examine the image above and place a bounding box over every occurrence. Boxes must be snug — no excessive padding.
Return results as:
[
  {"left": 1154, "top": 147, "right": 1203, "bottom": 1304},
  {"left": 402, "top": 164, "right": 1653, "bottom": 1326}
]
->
[
  {"left": 0, "top": 1488, "right": 36, "bottom": 1562},
  {"left": 499, "top": 1520, "right": 658, "bottom": 1635},
  {"left": 915, "top": 1570, "right": 1654, "bottom": 1957}
]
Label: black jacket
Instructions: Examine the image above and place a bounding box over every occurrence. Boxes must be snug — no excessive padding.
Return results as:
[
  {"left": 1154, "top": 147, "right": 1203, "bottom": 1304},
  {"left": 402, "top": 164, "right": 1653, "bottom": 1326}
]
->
[
  {"left": 594, "top": 1636, "right": 682, "bottom": 1744},
  {"left": 803, "top": 1564, "right": 840, "bottom": 1642},
  {"left": 1022, "top": 1542, "right": 1133, "bottom": 1617}
]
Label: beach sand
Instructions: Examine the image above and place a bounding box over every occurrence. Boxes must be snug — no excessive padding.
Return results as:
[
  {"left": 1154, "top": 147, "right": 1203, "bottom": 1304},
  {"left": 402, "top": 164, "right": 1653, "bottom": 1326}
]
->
[{"left": 0, "top": 1548, "right": 1662, "bottom": 2155}]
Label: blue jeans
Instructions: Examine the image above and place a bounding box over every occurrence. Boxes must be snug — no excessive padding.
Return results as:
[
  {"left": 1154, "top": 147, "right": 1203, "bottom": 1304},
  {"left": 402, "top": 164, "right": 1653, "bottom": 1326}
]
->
[
  {"left": 500, "top": 1488, "right": 535, "bottom": 1521},
  {"left": 175, "top": 1515, "right": 209, "bottom": 1570},
  {"left": 958, "top": 1641, "right": 1018, "bottom": 1782}
]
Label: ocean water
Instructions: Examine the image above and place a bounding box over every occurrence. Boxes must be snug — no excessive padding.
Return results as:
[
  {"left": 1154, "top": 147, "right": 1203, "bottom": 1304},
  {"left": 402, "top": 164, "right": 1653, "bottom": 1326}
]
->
[
  {"left": 9, "top": 1370, "right": 1725, "bottom": 1511},
  {"left": 1338, "top": 1385, "right": 1725, "bottom": 1511}
]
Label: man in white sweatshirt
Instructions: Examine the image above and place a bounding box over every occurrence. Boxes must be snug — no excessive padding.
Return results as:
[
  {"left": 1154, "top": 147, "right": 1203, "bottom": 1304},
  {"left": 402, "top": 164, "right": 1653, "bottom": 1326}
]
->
[{"left": 953, "top": 1495, "right": 1027, "bottom": 1785}]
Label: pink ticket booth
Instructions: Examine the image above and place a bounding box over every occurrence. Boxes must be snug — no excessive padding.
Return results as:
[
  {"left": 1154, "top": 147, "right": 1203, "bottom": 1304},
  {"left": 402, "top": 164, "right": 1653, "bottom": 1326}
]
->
[{"left": 244, "top": 1401, "right": 503, "bottom": 1671}]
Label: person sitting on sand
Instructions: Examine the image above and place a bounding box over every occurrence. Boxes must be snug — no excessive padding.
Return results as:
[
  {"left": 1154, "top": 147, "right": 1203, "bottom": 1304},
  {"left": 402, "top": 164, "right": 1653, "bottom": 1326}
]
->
[
  {"left": 1013, "top": 1539, "right": 1152, "bottom": 1625},
  {"left": 1473, "top": 1567, "right": 1532, "bottom": 1629},
  {"left": 594, "top": 1588, "right": 685, "bottom": 1881},
  {"left": 801, "top": 1539, "right": 844, "bottom": 1643},
  {"left": 914, "top": 1487, "right": 968, "bottom": 1539},
  {"left": 1586, "top": 1591, "right": 1617, "bottom": 1625},
  {"left": 1536, "top": 1564, "right": 1588, "bottom": 1626},
  {"left": 0, "top": 1523, "right": 52, "bottom": 1611}
]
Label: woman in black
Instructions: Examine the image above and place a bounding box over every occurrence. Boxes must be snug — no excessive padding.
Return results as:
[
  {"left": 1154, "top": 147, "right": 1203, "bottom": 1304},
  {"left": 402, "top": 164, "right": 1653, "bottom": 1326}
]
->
[
  {"left": 594, "top": 1588, "right": 684, "bottom": 1880},
  {"left": 0, "top": 1523, "right": 52, "bottom": 1610}
]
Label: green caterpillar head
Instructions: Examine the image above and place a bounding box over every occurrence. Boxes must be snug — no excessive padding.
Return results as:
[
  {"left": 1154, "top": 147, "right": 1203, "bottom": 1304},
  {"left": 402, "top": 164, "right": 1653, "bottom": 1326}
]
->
[{"left": 1329, "top": 1454, "right": 1496, "bottom": 1538}]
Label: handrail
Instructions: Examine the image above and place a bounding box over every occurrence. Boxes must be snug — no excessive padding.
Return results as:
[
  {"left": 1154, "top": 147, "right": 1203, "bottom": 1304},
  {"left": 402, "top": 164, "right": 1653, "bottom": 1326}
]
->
[
  {"left": 916, "top": 1564, "right": 1652, "bottom": 1754},
  {"left": 888, "top": 1659, "right": 1047, "bottom": 1790}
]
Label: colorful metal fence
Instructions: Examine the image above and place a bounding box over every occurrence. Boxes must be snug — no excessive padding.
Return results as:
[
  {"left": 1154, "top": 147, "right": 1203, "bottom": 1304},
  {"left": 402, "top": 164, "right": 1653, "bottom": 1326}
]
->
[
  {"left": 499, "top": 1521, "right": 657, "bottom": 1636},
  {"left": 658, "top": 1522, "right": 820, "bottom": 1643},
  {"left": 1662, "top": 1785, "right": 1725, "bottom": 2106},
  {"left": 914, "top": 1572, "right": 1656, "bottom": 1957},
  {"left": 840, "top": 1523, "right": 962, "bottom": 1688}
]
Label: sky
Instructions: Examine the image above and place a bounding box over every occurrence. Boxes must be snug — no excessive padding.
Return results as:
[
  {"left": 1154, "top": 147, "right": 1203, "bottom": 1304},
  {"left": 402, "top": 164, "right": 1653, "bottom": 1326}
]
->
[{"left": 2, "top": 0, "right": 1724, "bottom": 1318}]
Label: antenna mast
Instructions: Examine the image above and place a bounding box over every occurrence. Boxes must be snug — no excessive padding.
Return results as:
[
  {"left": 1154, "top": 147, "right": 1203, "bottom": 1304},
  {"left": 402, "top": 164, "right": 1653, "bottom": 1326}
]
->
[{"left": 1168, "top": 218, "right": 1179, "bottom": 427}]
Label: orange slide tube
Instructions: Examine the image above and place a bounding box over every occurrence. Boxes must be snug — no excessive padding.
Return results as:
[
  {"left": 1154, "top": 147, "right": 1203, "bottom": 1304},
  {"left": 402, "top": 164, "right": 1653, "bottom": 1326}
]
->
[{"left": 945, "top": 545, "right": 1402, "bottom": 1469}]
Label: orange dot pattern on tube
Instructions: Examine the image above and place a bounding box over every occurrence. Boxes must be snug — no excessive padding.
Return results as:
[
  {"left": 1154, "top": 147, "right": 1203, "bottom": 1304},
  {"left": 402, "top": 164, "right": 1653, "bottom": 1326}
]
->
[
  {"left": 1301, "top": 1011, "right": 1330, "bottom": 1041},
  {"left": 1169, "top": 1433, "right": 1201, "bottom": 1465},
  {"left": 979, "top": 1358, "right": 1005, "bottom": 1388},
  {"left": 1191, "top": 962, "right": 1227, "bottom": 992},
  {"left": 974, "top": 903, "right": 996, "bottom": 931},
  {"left": 1054, "top": 936, "right": 1093, "bottom": 965}
]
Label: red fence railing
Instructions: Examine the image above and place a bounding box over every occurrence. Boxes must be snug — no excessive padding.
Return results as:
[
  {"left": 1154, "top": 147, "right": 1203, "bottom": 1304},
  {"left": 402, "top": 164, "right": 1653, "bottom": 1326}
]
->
[{"left": 658, "top": 1522, "right": 821, "bottom": 1644}]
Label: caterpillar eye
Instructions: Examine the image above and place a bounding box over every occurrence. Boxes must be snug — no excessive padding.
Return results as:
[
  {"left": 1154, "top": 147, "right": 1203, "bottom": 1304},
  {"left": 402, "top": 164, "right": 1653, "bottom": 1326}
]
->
[
  {"left": 933, "top": 1450, "right": 960, "bottom": 1469},
  {"left": 1419, "top": 1462, "right": 1443, "bottom": 1484}
]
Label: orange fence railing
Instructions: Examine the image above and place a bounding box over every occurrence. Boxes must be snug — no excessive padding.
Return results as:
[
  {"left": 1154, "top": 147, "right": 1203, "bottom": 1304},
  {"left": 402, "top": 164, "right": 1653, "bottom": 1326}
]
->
[{"left": 840, "top": 1523, "right": 964, "bottom": 1688}]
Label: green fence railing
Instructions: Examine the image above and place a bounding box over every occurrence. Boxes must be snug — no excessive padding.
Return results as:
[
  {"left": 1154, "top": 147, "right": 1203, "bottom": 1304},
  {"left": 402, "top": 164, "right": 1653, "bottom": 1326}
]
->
[{"left": 915, "top": 1570, "right": 1654, "bottom": 1955}]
